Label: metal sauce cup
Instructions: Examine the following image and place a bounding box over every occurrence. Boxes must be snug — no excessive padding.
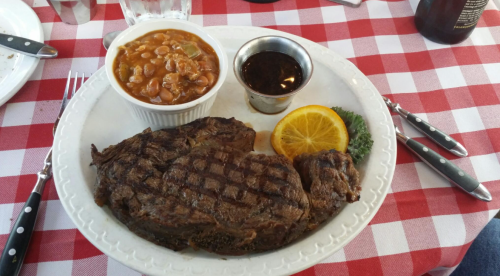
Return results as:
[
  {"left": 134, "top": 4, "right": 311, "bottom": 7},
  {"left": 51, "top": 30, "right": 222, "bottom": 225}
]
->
[{"left": 233, "top": 36, "right": 313, "bottom": 114}]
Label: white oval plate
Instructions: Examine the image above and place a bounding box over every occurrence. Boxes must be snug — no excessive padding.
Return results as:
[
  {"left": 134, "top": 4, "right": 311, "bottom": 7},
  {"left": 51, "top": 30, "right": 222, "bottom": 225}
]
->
[
  {"left": 53, "top": 26, "right": 396, "bottom": 276},
  {"left": 0, "top": 0, "right": 43, "bottom": 106}
]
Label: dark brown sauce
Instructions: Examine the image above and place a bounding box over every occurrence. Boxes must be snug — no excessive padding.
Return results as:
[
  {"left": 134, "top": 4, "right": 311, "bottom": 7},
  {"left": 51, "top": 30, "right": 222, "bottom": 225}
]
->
[{"left": 242, "top": 51, "right": 303, "bottom": 96}]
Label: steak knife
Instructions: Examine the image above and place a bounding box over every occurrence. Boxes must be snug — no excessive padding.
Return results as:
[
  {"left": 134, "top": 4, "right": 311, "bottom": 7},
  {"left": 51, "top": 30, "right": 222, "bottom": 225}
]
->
[
  {"left": 395, "top": 125, "right": 491, "bottom": 202},
  {"left": 0, "top": 33, "right": 57, "bottom": 58},
  {"left": 383, "top": 96, "right": 467, "bottom": 157}
]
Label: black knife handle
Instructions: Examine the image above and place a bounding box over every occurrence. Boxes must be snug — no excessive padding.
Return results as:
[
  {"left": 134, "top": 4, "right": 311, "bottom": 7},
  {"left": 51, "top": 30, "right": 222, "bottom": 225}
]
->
[
  {"left": 0, "top": 34, "right": 57, "bottom": 58},
  {"left": 405, "top": 113, "right": 468, "bottom": 157},
  {"left": 406, "top": 139, "right": 478, "bottom": 192},
  {"left": 0, "top": 192, "right": 41, "bottom": 276},
  {"left": 406, "top": 112, "right": 459, "bottom": 148}
]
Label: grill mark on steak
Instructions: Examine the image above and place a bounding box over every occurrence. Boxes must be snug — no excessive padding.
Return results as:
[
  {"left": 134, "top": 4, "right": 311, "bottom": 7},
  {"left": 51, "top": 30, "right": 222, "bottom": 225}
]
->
[
  {"left": 166, "top": 146, "right": 303, "bottom": 209},
  {"left": 91, "top": 117, "right": 361, "bottom": 255},
  {"left": 174, "top": 161, "right": 253, "bottom": 210},
  {"left": 163, "top": 146, "right": 306, "bottom": 218},
  {"left": 91, "top": 118, "right": 255, "bottom": 205}
]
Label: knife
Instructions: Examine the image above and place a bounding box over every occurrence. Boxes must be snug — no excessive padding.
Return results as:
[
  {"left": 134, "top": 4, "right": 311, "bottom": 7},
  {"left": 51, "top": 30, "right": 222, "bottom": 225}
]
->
[
  {"left": 383, "top": 96, "right": 468, "bottom": 157},
  {"left": 395, "top": 125, "right": 491, "bottom": 202},
  {"left": 0, "top": 33, "right": 57, "bottom": 58},
  {"left": 327, "top": 0, "right": 361, "bottom": 7}
]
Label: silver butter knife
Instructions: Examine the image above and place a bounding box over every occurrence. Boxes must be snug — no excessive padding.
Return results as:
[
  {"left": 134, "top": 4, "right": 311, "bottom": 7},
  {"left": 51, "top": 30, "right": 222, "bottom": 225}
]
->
[
  {"left": 327, "top": 0, "right": 361, "bottom": 7},
  {"left": 0, "top": 33, "right": 57, "bottom": 58},
  {"left": 383, "top": 96, "right": 467, "bottom": 157},
  {"left": 395, "top": 125, "right": 491, "bottom": 202}
]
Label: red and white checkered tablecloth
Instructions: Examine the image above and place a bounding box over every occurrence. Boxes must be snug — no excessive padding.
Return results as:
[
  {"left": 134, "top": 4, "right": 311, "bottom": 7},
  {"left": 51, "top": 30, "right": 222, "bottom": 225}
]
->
[{"left": 1, "top": 0, "right": 500, "bottom": 275}]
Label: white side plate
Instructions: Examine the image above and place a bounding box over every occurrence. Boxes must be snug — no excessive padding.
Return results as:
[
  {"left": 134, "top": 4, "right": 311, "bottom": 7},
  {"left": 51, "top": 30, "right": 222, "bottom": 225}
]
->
[
  {"left": 53, "top": 26, "right": 396, "bottom": 276},
  {"left": 0, "top": 0, "right": 43, "bottom": 106}
]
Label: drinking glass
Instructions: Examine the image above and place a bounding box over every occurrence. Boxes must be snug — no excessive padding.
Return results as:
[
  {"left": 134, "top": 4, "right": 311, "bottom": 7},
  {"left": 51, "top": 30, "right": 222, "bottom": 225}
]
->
[
  {"left": 47, "top": 0, "right": 97, "bottom": 25},
  {"left": 118, "top": 0, "right": 192, "bottom": 26}
]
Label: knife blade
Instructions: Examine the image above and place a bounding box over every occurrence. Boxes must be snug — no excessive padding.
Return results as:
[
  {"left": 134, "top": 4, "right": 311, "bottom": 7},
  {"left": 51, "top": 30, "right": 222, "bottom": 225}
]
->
[
  {"left": 0, "top": 33, "right": 57, "bottom": 58},
  {"left": 326, "top": 0, "right": 361, "bottom": 7},
  {"left": 395, "top": 125, "right": 491, "bottom": 202},
  {"left": 383, "top": 96, "right": 468, "bottom": 157}
]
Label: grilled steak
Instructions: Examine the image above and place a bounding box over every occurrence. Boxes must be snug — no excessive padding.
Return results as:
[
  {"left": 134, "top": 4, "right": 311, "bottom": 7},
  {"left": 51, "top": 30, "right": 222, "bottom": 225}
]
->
[
  {"left": 91, "top": 117, "right": 256, "bottom": 206},
  {"left": 91, "top": 117, "right": 361, "bottom": 255},
  {"left": 293, "top": 150, "right": 361, "bottom": 230}
]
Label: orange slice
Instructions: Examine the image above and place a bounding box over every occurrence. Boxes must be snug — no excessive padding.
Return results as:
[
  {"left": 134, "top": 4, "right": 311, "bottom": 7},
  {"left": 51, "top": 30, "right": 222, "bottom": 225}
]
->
[{"left": 271, "top": 105, "right": 349, "bottom": 160}]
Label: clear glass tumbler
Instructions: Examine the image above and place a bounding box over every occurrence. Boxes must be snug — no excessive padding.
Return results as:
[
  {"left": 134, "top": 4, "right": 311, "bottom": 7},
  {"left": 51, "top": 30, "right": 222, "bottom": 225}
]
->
[{"left": 118, "top": 0, "right": 192, "bottom": 26}]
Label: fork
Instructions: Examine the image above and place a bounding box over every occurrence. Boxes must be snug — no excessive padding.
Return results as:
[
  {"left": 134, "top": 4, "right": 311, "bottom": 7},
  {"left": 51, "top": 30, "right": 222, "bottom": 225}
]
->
[
  {"left": 0, "top": 71, "right": 86, "bottom": 276},
  {"left": 382, "top": 96, "right": 468, "bottom": 157}
]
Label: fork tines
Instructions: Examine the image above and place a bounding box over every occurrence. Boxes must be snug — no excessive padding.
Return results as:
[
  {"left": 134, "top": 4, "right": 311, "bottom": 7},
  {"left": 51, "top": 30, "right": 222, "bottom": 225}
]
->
[{"left": 53, "top": 71, "right": 87, "bottom": 136}]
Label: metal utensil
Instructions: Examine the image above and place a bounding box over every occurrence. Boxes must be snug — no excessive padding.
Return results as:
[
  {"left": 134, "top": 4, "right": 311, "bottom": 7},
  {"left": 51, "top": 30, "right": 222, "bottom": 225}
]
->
[
  {"left": 395, "top": 125, "right": 491, "bottom": 202},
  {"left": 103, "top": 30, "right": 121, "bottom": 50},
  {"left": 0, "top": 34, "right": 57, "bottom": 58},
  {"left": 233, "top": 36, "right": 313, "bottom": 114},
  {"left": 383, "top": 96, "right": 468, "bottom": 157},
  {"left": 327, "top": 0, "right": 361, "bottom": 8},
  {"left": 0, "top": 71, "right": 85, "bottom": 276}
]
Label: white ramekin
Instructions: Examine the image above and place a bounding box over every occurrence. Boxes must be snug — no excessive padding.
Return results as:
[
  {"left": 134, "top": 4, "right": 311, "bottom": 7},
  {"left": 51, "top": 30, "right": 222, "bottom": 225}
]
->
[{"left": 105, "top": 19, "right": 228, "bottom": 128}]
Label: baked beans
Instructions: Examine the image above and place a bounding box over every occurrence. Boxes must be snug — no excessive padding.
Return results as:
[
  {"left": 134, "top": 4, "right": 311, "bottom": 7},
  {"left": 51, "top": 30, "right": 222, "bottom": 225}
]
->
[{"left": 113, "top": 29, "right": 219, "bottom": 105}]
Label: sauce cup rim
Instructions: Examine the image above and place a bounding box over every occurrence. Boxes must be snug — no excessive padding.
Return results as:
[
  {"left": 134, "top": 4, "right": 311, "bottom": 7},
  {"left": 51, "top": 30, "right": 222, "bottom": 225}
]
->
[{"left": 233, "top": 35, "right": 314, "bottom": 99}]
